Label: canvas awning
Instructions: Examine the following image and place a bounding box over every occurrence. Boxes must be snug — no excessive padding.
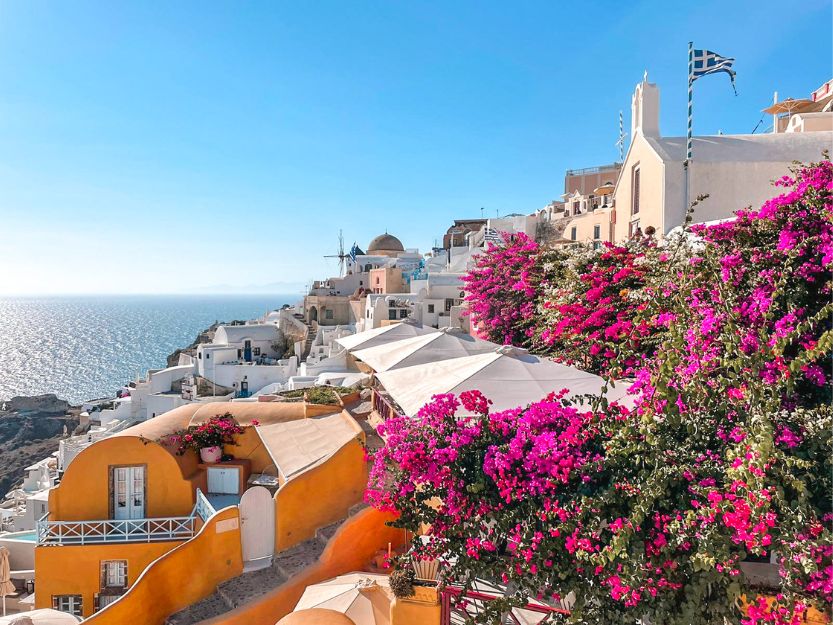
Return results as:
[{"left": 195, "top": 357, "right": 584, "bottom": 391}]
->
[
  {"left": 255, "top": 413, "right": 359, "bottom": 480},
  {"left": 374, "top": 347, "right": 632, "bottom": 416},
  {"left": 351, "top": 330, "right": 498, "bottom": 372},
  {"left": 334, "top": 323, "right": 438, "bottom": 353}
]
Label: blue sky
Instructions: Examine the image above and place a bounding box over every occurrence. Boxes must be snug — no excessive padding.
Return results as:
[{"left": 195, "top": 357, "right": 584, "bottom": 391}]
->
[{"left": 0, "top": 1, "right": 829, "bottom": 294}]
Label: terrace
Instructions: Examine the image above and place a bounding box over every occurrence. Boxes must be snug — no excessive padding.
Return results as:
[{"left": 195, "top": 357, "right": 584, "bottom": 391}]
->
[{"left": 36, "top": 489, "right": 216, "bottom": 546}]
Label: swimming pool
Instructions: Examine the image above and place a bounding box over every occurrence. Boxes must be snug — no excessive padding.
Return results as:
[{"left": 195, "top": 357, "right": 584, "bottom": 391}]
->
[{"left": 0, "top": 531, "right": 37, "bottom": 542}]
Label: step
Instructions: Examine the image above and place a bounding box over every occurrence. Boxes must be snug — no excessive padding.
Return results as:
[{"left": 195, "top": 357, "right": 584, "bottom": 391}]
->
[
  {"left": 165, "top": 593, "right": 232, "bottom": 625},
  {"left": 349, "top": 502, "right": 369, "bottom": 517},
  {"left": 315, "top": 520, "right": 343, "bottom": 546},
  {"left": 216, "top": 564, "right": 288, "bottom": 609},
  {"left": 273, "top": 539, "right": 325, "bottom": 580},
  {"left": 165, "top": 515, "right": 355, "bottom": 624}
]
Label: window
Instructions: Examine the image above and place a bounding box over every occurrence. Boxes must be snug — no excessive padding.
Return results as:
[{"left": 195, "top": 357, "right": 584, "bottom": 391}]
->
[
  {"left": 629, "top": 220, "right": 641, "bottom": 237},
  {"left": 593, "top": 224, "right": 601, "bottom": 240},
  {"left": 198, "top": 352, "right": 202, "bottom": 360},
  {"left": 572, "top": 201, "right": 580, "bottom": 215},
  {"left": 445, "top": 298, "right": 453, "bottom": 312},
  {"left": 53, "top": 595, "right": 83, "bottom": 617},
  {"left": 325, "top": 310, "right": 334, "bottom": 320},
  {"left": 570, "top": 227, "right": 577, "bottom": 241},
  {"left": 388, "top": 310, "right": 397, "bottom": 321},
  {"left": 631, "top": 165, "right": 641, "bottom": 215},
  {"left": 253, "top": 347, "right": 261, "bottom": 356},
  {"left": 427, "top": 304, "right": 435, "bottom": 314},
  {"left": 101, "top": 560, "right": 127, "bottom": 589},
  {"left": 97, "top": 594, "right": 121, "bottom": 610},
  {"left": 389, "top": 300, "right": 396, "bottom": 308},
  {"left": 206, "top": 353, "right": 209, "bottom": 359},
  {"left": 375, "top": 276, "right": 380, "bottom": 284},
  {"left": 399, "top": 309, "right": 408, "bottom": 319}
]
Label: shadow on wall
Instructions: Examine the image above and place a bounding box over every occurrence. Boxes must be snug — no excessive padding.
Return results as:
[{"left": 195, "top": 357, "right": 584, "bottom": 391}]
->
[
  {"left": 208, "top": 506, "right": 406, "bottom": 625},
  {"left": 82, "top": 506, "right": 243, "bottom": 625},
  {"left": 275, "top": 419, "right": 367, "bottom": 551}
]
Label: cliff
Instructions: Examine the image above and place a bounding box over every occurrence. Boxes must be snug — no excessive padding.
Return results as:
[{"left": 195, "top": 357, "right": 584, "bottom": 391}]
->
[{"left": 0, "top": 394, "right": 80, "bottom": 497}]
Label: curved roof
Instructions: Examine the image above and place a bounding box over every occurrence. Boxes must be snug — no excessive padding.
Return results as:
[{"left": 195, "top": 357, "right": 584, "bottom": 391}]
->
[
  {"left": 214, "top": 324, "right": 280, "bottom": 345},
  {"left": 114, "top": 401, "right": 309, "bottom": 440},
  {"left": 367, "top": 233, "right": 404, "bottom": 253}
]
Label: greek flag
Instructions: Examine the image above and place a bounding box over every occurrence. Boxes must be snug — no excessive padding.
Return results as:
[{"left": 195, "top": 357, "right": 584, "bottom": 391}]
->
[
  {"left": 349, "top": 243, "right": 362, "bottom": 261},
  {"left": 690, "top": 49, "right": 736, "bottom": 93}
]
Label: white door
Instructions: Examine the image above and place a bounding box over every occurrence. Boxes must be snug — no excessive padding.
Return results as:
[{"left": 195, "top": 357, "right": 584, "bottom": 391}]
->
[
  {"left": 207, "top": 467, "right": 240, "bottom": 494},
  {"left": 239, "top": 486, "right": 275, "bottom": 566},
  {"left": 113, "top": 466, "right": 145, "bottom": 520}
]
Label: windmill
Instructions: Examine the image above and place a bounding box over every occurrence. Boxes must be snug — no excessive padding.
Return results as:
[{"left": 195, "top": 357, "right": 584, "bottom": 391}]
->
[{"left": 324, "top": 229, "right": 350, "bottom": 276}]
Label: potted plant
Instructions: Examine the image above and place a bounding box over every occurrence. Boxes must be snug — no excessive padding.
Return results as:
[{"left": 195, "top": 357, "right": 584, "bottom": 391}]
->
[{"left": 163, "top": 413, "right": 254, "bottom": 463}]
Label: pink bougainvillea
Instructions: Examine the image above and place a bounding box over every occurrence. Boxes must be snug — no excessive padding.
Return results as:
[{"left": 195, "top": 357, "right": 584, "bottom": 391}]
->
[
  {"left": 369, "top": 161, "right": 832, "bottom": 625},
  {"left": 462, "top": 232, "right": 543, "bottom": 347}
]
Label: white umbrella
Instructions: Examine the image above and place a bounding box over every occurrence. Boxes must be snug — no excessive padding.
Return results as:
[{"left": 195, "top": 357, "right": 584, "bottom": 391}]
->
[
  {"left": 0, "top": 609, "right": 81, "bottom": 624},
  {"left": 294, "top": 573, "right": 392, "bottom": 625},
  {"left": 375, "top": 347, "right": 633, "bottom": 416},
  {"left": 352, "top": 330, "right": 498, "bottom": 373},
  {"left": 0, "top": 547, "right": 15, "bottom": 616},
  {"left": 334, "top": 323, "right": 438, "bottom": 353}
]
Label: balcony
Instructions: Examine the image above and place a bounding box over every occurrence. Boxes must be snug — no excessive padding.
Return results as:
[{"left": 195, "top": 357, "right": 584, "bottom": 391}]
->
[
  {"left": 371, "top": 390, "right": 401, "bottom": 421},
  {"left": 36, "top": 490, "right": 215, "bottom": 546}
]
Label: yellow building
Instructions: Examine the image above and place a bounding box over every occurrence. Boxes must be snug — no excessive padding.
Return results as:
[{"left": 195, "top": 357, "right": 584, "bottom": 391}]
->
[{"left": 36, "top": 398, "right": 384, "bottom": 622}]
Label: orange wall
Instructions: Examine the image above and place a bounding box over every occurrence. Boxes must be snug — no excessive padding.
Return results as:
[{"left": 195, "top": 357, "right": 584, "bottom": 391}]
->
[
  {"left": 207, "top": 507, "right": 406, "bottom": 625},
  {"left": 274, "top": 417, "right": 367, "bottom": 551},
  {"left": 35, "top": 540, "right": 180, "bottom": 618},
  {"left": 50, "top": 436, "right": 196, "bottom": 522},
  {"left": 391, "top": 587, "right": 441, "bottom": 625},
  {"left": 369, "top": 268, "right": 406, "bottom": 294},
  {"left": 222, "top": 427, "right": 274, "bottom": 473},
  {"left": 82, "top": 506, "right": 243, "bottom": 625}
]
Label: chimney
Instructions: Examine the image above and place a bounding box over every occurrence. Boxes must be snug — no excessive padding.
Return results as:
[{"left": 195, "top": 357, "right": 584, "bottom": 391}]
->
[{"left": 631, "top": 71, "right": 660, "bottom": 139}]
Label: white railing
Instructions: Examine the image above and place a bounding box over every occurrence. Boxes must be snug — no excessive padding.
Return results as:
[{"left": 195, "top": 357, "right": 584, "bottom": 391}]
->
[
  {"left": 194, "top": 488, "right": 216, "bottom": 522},
  {"left": 37, "top": 514, "right": 196, "bottom": 545}
]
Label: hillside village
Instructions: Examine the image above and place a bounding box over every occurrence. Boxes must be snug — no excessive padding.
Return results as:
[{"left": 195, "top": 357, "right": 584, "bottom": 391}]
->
[{"left": 0, "top": 75, "right": 830, "bottom": 625}]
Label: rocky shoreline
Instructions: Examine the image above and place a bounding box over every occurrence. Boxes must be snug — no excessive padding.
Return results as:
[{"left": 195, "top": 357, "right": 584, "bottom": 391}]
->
[
  {"left": 0, "top": 395, "right": 81, "bottom": 496},
  {"left": 0, "top": 319, "right": 246, "bottom": 498}
]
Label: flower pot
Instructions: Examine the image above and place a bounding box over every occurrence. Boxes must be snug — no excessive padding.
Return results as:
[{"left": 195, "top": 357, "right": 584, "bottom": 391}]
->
[{"left": 199, "top": 446, "right": 222, "bottom": 463}]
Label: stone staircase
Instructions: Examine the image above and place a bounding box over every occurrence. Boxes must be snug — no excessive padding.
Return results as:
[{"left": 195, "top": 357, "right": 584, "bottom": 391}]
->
[
  {"left": 300, "top": 320, "right": 316, "bottom": 361},
  {"left": 165, "top": 503, "right": 368, "bottom": 625}
]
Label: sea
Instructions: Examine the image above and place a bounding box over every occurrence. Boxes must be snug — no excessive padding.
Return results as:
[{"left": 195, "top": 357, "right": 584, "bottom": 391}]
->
[{"left": 0, "top": 295, "right": 298, "bottom": 404}]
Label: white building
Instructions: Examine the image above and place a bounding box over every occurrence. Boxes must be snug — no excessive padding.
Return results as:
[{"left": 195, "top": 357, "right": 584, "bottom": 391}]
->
[
  {"left": 613, "top": 74, "right": 833, "bottom": 240},
  {"left": 95, "top": 363, "right": 195, "bottom": 425},
  {"left": 195, "top": 323, "right": 297, "bottom": 396}
]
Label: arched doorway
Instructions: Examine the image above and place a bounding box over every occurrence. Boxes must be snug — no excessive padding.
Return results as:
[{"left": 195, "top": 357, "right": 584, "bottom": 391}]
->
[
  {"left": 239, "top": 486, "right": 275, "bottom": 570},
  {"left": 309, "top": 306, "right": 318, "bottom": 322}
]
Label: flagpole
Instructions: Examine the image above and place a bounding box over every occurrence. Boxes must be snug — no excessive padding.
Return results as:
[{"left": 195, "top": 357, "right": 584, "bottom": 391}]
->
[
  {"left": 685, "top": 41, "right": 693, "bottom": 213},
  {"left": 619, "top": 110, "right": 624, "bottom": 161}
]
